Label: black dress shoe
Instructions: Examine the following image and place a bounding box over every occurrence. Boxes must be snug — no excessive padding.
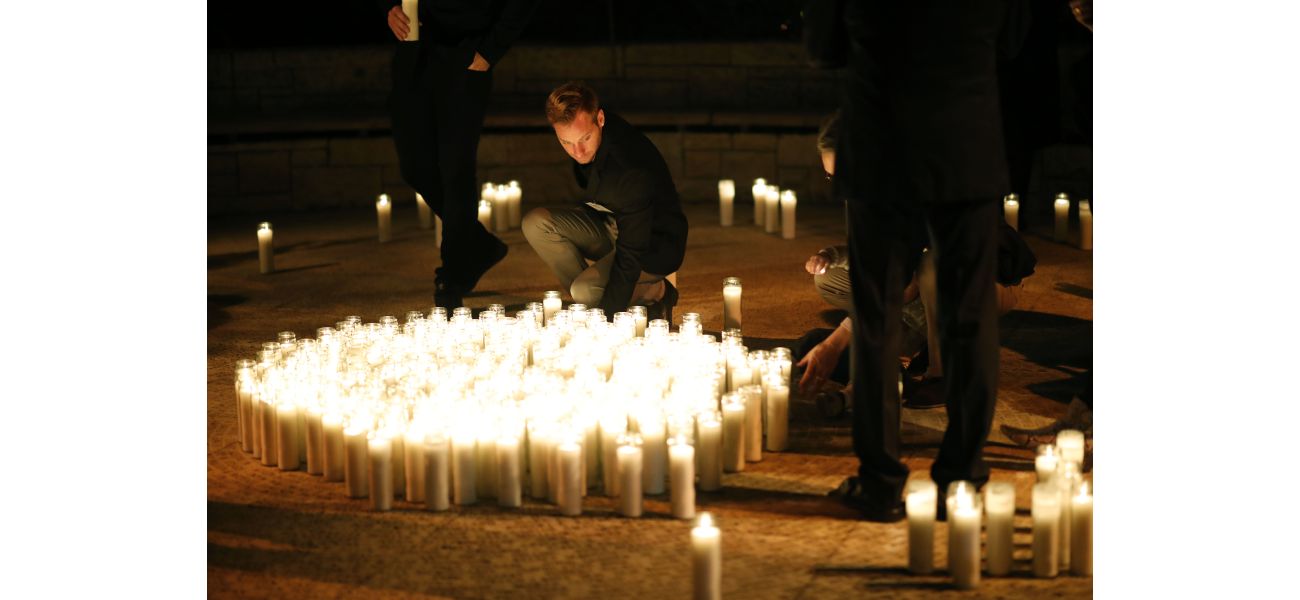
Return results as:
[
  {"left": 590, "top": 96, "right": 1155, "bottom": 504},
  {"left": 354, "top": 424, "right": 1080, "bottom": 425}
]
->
[
  {"left": 646, "top": 278, "right": 678, "bottom": 323},
  {"left": 434, "top": 279, "right": 465, "bottom": 310},
  {"left": 462, "top": 236, "right": 508, "bottom": 292},
  {"left": 829, "top": 476, "right": 906, "bottom": 523}
]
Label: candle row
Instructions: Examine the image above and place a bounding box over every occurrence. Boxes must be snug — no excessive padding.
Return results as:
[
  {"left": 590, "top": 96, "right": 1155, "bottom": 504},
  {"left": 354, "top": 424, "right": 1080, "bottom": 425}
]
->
[
  {"left": 478, "top": 181, "right": 523, "bottom": 233},
  {"left": 717, "top": 179, "right": 796, "bottom": 239},
  {"left": 1003, "top": 192, "right": 1092, "bottom": 250}
]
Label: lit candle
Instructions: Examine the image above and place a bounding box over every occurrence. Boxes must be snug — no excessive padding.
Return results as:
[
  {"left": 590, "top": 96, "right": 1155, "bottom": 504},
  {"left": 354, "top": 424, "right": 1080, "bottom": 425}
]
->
[
  {"left": 740, "top": 385, "right": 762, "bottom": 463},
  {"left": 669, "top": 436, "right": 696, "bottom": 519},
  {"left": 497, "top": 435, "right": 522, "bottom": 508},
  {"left": 401, "top": 0, "right": 418, "bottom": 40},
  {"left": 1003, "top": 194, "right": 1019, "bottom": 231},
  {"left": 764, "top": 185, "right": 780, "bottom": 234},
  {"left": 543, "top": 291, "right": 562, "bottom": 325},
  {"left": 416, "top": 191, "right": 432, "bottom": 229},
  {"left": 1054, "top": 193, "right": 1070, "bottom": 242},
  {"left": 1070, "top": 480, "right": 1093, "bottom": 576},
  {"left": 478, "top": 199, "right": 493, "bottom": 230},
  {"left": 528, "top": 426, "right": 551, "bottom": 500},
  {"left": 322, "top": 413, "right": 345, "bottom": 482},
  {"left": 507, "top": 180, "right": 522, "bottom": 228},
  {"left": 718, "top": 179, "right": 735, "bottom": 227},
  {"left": 304, "top": 405, "right": 324, "bottom": 475},
  {"left": 390, "top": 433, "right": 406, "bottom": 499},
  {"left": 257, "top": 222, "right": 274, "bottom": 274},
  {"left": 629, "top": 305, "right": 647, "bottom": 337},
  {"left": 729, "top": 361, "right": 752, "bottom": 393},
  {"left": 1057, "top": 429, "right": 1085, "bottom": 466},
  {"left": 600, "top": 416, "right": 624, "bottom": 497},
  {"left": 640, "top": 415, "right": 667, "bottom": 495},
  {"left": 617, "top": 434, "right": 643, "bottom": 517},
  {"left": 984, "top": 481, "right": 1015, "bottom": 576},
  {"left": 780, "top": 190, "right": 796, "bottom": 239},
  {"left": 1057, "top": 460, "right": 1080, "bottom": 571},
  {"left": 696, "top": 412, "right": 722, "bottom": 492},
  {"left": 404, "top": 430, "right": 426, "bottom": 503},
  {"left": 1032, "top": 481, "right": 1061, "bottom": 577},
  {"left": 763, "top": 377, "right": 789, "bottom": 452},
  {"left": 275, "top": 402, "right": 300, "bottom": 471},
  {"left": 752, "top": 178, "right": 766, "bottom": 226},
  {"left": 493, "top": 184, "right": 509, "bottom": 233},
  {"left": 235, "top": 364, "right": 256, "bottom": 452},
  {"left": 691, "top": 513, "right": 722, "bottom": 600},
  {"left": 722, "top": 277, "right": 742, "bottom": 331},
  {"left": 905, "top": 479, "right": 936, "bottom": 574},
  {"left": 1035, "top": 444, "right": 1059, "bottom": 483},
  {"left": 258, "top": 394, "right": 278, "bottom": 467},
  {"left": 368, "top": 434, "right": 394, "bottom": 511},
  {"left": 721, "top": 394, "right": 745, "bottom": 473},
  {"left": 1078, "top": 200, "right": 1092, "bottom": 250},
  {"left": 376, "top": 194, "right": 393, "bottom": 243},
  {"left": 476, "top": 433, "right": 498, "bottom": 500},
  {"left": 557, "top": 439, "right": 583, "bottom": 516},
  {"left": 947, "top": 481, "right": 981, "bottom": 590},
  {"left": 452, "top": 433, "right": 477, "bottom": 505},
  {"left": 344, "top": 425, "right": 369, "bottom": 498},
  {"left": 424, "top": 433, "right": 451, "bottom": 511}
]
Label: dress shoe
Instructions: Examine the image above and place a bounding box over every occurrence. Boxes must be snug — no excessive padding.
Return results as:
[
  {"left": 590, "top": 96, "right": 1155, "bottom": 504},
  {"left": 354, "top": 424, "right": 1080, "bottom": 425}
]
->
[
  {"left": 829, "top": 476, "right": 905, "bottom": 523},
  {"left": 434, "top": 279, "right": 465, "bottom": 310},
  {"left": 462, "top": 236, "right": 508, "bottom": 292},
  {"left": 645, "top": 278, "right": 678, "bottom": 323},
  {"left": 1001, "top": 397, "right": 1093, "bottom": 447}
]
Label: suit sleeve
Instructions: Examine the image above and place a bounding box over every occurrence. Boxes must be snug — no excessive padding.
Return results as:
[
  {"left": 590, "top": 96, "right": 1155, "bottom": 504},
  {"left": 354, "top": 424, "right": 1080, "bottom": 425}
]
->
[
  {"left": 598, "top": 170, "right": 657, "bottom": 315},
  {"left": 474, "top": 0, "right": 542, "bottom": 67}
]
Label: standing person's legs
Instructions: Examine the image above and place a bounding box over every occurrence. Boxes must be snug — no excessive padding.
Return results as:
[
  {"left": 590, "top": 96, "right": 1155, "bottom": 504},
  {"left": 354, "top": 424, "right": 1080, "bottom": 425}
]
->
[
  {"left": 917, "top": 248, "right": 943, "bottom": 378},
  {"left": 925, "top": 199, "right": 1000, "bottom": 493},
  {"left": 391, "top": 45, "right": 441, "bottom": 221},
  {"left": 522, "top": 206, "right": 615, "bottom": 296}
]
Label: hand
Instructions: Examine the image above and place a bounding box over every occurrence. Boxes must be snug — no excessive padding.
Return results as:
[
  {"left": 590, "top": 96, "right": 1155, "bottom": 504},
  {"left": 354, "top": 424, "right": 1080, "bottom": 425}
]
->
[
  {"left": 796, "top": 342, "right": 843, "bottom": 395},
  {"left": 468, "top": 52, "right": 491, "bottom": 71},
  {"left": 805, "top": 252, "right": 831, "bottom": 275},
  {"left": 387, "top": 6, "right": 411, "bottom": 41}
]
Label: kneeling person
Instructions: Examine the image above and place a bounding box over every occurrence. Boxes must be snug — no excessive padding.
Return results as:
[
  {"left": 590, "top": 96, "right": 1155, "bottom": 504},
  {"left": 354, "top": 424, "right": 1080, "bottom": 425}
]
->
[{"left": 524, "top": 82, "right": 688, "bottom": 319}]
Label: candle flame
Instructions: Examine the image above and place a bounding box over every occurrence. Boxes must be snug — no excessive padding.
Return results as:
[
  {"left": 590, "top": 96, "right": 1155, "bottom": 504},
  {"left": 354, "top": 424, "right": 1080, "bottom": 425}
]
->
[
  {"left": 259, "top": 222, "right": 272, "bottom": 231},
  {"left": 697, "top": 512, "right": 714, "bottom": 529}
]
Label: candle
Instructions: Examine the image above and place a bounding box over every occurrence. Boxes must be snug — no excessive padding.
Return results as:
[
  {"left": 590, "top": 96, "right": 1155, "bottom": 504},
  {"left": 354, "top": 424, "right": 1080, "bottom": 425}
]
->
[
  {"left": 1057, "top": 430, "right": 1085, "bottom": 466},
  {"left": 905, "top": 479, "right": 936, "bottom": 574},
  {"left": 235, "top": 365, "right": 256, "bottom": 452},
  {"left": 368, "top": 435, "right": 394, "bottom": 511},
  {"left": 493, "top": 184, "right": 509, "bottom": 233},
  {"left": 476, "top": 434, "right": 498, "bottom": 499},
  {"left": 258, "top": 395, "right": 278, "bottom": 467},
  {"left": 583, "top": 419, "right": 600, "bottom": 494},
  {"left": 780, "top": 190, "right": 796, "bottom": 239},
  {"left": 390, "top": 433, "right": 406, "bottom": 499},
  {"left": 718, "top": 179, "right": 735, "bottom": 226},
  {"left": 617, "top": 435, "right": 643, "bottom": 517},
  {"left": 691, "top": 513, "right": 722, "bottom": 600},
  {"left": 404, "top": 430, "right": 426, "bottom": 503},
  {"left": 752, "top": 178, "right": 766, "bottom": 226},
  {"left": 1070, "top": 480, "right": 1093, "bottom": 576},
  {"left": 721, "top": 394, "right": 745, "bottom": 473},
  {"left": 640, "top": 416, "right": 667, "bottom": 495},
  {"left": 452, "top": 433, "right": 477, "bottom": 505},
  {"left": 1003, "top": 194, "right": 1019, "bottom": 231},
  {"left": 434, "top": 214, "right": 443, "bottom": 248},
  {"left": 1078, "top": 200, "right": 1092, "bottom": 250},
  {"left": 528, "top": 427, "right": 551, "bottom": 500},
  {"left": 669, "top": 436, "right": 696, "bottom": 519},
  {"left": 1032, "top": 481, "right": 1061, "bottom": 577},
  {"left": 478, "top": 199, "right": 493, "bottom": 230},
  {"left": 344, "top": 425, "right": 369, "bottom": 498},
  {"left": 729, "top": 362, "right": 752, "bottom": 393},
  {"left": 377, "top": 194, "right": 392, "bottom": 243},
  {"left": 401, "top": 0, "right": 418, "bottom": 40},
  {"left": 984, "top": 481, "right": 1015, "bottom": 576},
  {"left": 764, "top": 377, "right": 789, "bottom": 452},
  {"left": 1057, "top": 460, "right": 1080, "bottom": 570},
  {"left": 322, "top": 413, "right": 345, "bottom": 482},
  {"left": 424, "top": 434, "right": 451, "bottom": 511},
  {"left": 740, "top": 385, "right": 762, "bottom": 463},
  {"left": 722, "top": 277, "right": 742, "bottom": 332},
  {"left": 947, "top": 482, "right": 981, "bottom": 590},
  {"left": 697, "top": 412, "right": 723, "bottom": 492},
  {"left": 600, "top": 417, "right": 624, "bottom": 497},
  {"left": 543, "top": 291, "right": 562, "bottom": 325},
  {"left": 257, "top": 222, "right": 274, "bottom": 274},
  {"left": 1054, "top": 193, "right": 1070, "bottom": 242},
  {"left": 507, "top": 180, "right": 522, "bottom": 228},
  {"left": 1035, "top": 444, "right": 1059, "bottom": 483},
  {"left": 275, "top": 402, "right": 300, "bottom": 471},
  {"left": 764, "top": 185, "right": 780, "bottom": 234},
  {"left": 557, "top": 440, "right": 583, "bottom": 516},
  {"left": 305, "top": 405, "right": 324, "bottom": 475},
  {"left": 497, "top": 435, "right": 522, "bottom": 508},
  {"left": 629, "top": 305, "right": 647, "bottom": 337},
  {"left": 416, "top": 191, "right": 431, "bottom": 229}
]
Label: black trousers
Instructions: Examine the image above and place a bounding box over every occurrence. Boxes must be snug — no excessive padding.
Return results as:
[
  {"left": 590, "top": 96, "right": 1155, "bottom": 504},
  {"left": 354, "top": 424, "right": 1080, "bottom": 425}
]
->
[
  {"left": 847, "top": 197, "right": 1000, "bottom": 500},
  {"left": 390, "top": 43, "right": 496, "bottom": 286}
]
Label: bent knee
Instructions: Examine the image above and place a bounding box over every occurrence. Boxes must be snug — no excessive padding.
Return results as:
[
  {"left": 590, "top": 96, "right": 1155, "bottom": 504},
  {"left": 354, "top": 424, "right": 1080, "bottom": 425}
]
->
[
  {"left": 522, "top": 208, "right": 552, "bottom": 239},
  {"left": 570, "top": 280, "right": 603, "bottom": 306}
]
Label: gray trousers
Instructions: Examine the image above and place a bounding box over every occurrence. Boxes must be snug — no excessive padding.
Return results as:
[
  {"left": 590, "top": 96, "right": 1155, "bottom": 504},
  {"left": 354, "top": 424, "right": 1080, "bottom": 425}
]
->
[{"left": 522, "top": 206, "right": 665, "bottom": 306}]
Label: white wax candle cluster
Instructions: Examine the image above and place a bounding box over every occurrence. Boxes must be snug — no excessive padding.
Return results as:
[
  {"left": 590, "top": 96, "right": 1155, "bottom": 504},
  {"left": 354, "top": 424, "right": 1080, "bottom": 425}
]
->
[
  {"left": 946, "top": 481, "right": 982, "bottom": 590},
  {"left": 746, "top": 178, "right": 796, "bottom": 239},
  {"left": 478, "top": 181, "right": 523, "bottom": 233},
  {"left": 1032, "top": 433, "right": 1092, "bottom": 578},
  {"left": 234, "top": 297, "right": 792, "bottom": 517}
]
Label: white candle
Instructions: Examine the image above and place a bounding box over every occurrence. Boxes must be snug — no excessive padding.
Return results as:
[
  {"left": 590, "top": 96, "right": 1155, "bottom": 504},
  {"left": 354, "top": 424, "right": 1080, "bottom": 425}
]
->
[
  {"left": 1035, "top": 444, "right": 1059, "bottom": 483},
  {"left": 322, "top": 413, "right": 345, "bottom": 482},
  {"left": 236, "top": 371, "right": 255, "bottom": 453},
  {"left": 752, "top": 178, "right": 766, "bottom": 227},
  {"left": 305, "top": 405, "right": 324, "bottom": 475},
  {"left": 1057, "top": 430, "right": 1085, "bottom": 466},
  {"left": 630, "top": 305, "right": 647, "bottom": 337},
  {"left": 390, "top": 433, "right": 406, "bottom": 499},
  {"left": 721, "top": 396, "right": 745, "bottom": 473},
  {"left": 476, "top": 434, "right": 498, "bottom": 500},
  {"left": 404, "top": 430, "right": 426, "bottom": 502},
  {"left": 1070, "top": 480, "right": 1093, "bottom": 576},
  {"left": 669, "top": 437, "right": 696, "bottom": 519},
  {"left": 493, "top": 184, "right": 510, "bottom": 233},
  {"left": 257, "top": 222, "right": 274, "bottom": 274},
  {"left": 1054, "top": 193, "right": 1070, "bottom": 242},
  {"left": 497, "top": 435, "right": 522, "bottom": 508},
  {"left": 947, "top": 482, "right": 981, "bottom": 590},
  {"left": 258, "top": 396, "right": 278, "bottom": 467},
  {"left": 416, "top": 191, "right": 431, "bottom": 229},
  {"left": 377, "top": 194, "right": 393, "bottom": 243},
  {"left": 741, "top": 385, "right": 762, "bottom": 462},
  {"left": 528, "top": 428, "right": 551, "bottom": 500},
  {"left": 452, "top": 433, "right": 477, "bottom": 505},
  {"left": 1057, "top": 460, "right": 1079, "bottom": 570},
  {"left": 697, "top": 413, "right": 722, "bottom": 492},
  {"left": 507, "top": 180, "right": 522, "bottom": 228},
  {"left": 640, "top": 417, "right": 667, "bottom": 495},
  {"left": 1003, "top": 194, "right": 1019, "bottom": 231},
  {"left": 764, "top": 185, "right": 780, "bottom": 234},
  {"left": 718, "top": 179, "right": 735, "bottom": 226},
  {"left": 780, "top": 190, "right": 796, "bottom": 239},
  {"left": 344, "top": 425, "right": 369, "bottom": 498},
  {"left": 722, "top": 277, "right": 742, "bottom": 332},
  {"left": 368, "top": 435, "right": 394, "bottom": 511},
  {"left": 275, "top": 402, "right": 300, "bottom": 471},
  {"left": 478, "top": 199, "right": 493, "bottom": 230},
  {"left": 557, "top": 440, "right": 583, "bottom": 516},
  {"left": 905, "top": 479, "right": 936, "bottom": 574},
  {"left": 984, "top": 481, "right": 1015, "bottom": 576},
  {"left": 764, "top": 379, "right": 789, "bottom": 452},
  {"left": 691, "top": 513, "right": 722, "bottom": 600},
  {"left": 543, "top": 291, "right": 562, "bottom": 325},
  {"left": 1032, "top": 482, "right": 1061, "bottom": 578},
  {"left": 729, "top": 363, "right": 752, "bottom": 393},
  {"left": 424, "top": 434, "right": 451, "bottom": 511},
  {"left": 617, "top": 436, "right": 643, "bottom": 517},
  {"left": 401, "top": 0, "right": 418, "bottom": 41},
  {"left": 1078, "top": 200, "right": 1092, "bottom": 250},
  {"left": 600, "top": 417, "right": 624, "bottom": 497},
  {"left": 583, "top": 419, "right": 600, "bottom": 494}
]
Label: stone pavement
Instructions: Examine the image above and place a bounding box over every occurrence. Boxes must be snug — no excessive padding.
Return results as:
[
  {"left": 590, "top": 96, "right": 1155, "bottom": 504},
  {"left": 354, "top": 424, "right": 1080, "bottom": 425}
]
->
[{"left": 208, "top": 200, "right": 1093, "bottom": 599}]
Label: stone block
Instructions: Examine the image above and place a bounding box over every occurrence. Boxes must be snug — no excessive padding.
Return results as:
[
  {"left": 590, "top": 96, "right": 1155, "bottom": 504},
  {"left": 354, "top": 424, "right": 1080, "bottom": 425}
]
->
[
  {"left": 238, "top": 152, "right": 292, "bottom": 194},
  {"left": 732, "top": 133, "right": 777, "bottom": 151},
  {"left": 730, "top": 43, "right": 805, "bottom": 67},
  {"left": 292, "top": 149, "right": 328, "bottom": 167},
  {"left": 623, "top": 43, "right": 732, "bottom": 66},
  {"left": 293, "top": 166, "right": 383, "bottom": 209},
  {"left": 234, "top": 89, "right": 260, "bottom": 112},
  {"left": 234, "top": 68, "right": 294, "bottom": 89},
  {"left": 644, "top": 131, "right": 683, "bottom": 173},
  {"left": 684, "top": 151, "right": 720, "bottom": 179},
  {"left": 208, "top": 174, "right": 239, "bottom": 199},
  {"left": 507, "top": 134, "right": 569, "bottom": 166},
  {"left": 675, "top": 178, "right": 717, "bottom": 204},
  {"left": 382, "top": 165, "right": 406, "bottom": 187},
  {"left": 329, "top": 137, "right": 398, "bottom": 166},
  {"left": 293, "top": 63, "right": 389, "bottom": 95},
  {"left": 777, "top": 134, "right": 817, "bottom": 166},
  {"left": 258, "top": 91, "right": 306, "bottom": 112},
  {"left": 477, "top": 134, "right": 514, "bottom": 167},
  {"left": 513, "top": 46, "right": 616, "bottom": 80},
  {"left": 746, "top": 78, "right": 805, "bottom": 110},
  {"left": 683, "top": 133, "right": 731, "bottom": 150}
]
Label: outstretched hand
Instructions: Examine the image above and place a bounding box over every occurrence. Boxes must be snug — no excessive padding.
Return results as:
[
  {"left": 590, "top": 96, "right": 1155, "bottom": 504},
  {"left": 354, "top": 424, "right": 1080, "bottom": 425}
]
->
[{"left": 796, "top": 342, "right": 840, "bottom": 395}]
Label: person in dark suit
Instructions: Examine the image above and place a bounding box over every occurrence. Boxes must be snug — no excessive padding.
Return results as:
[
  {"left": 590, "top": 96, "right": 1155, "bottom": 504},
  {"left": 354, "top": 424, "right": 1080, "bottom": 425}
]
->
[
  {"left": 522, "top": 82, "right": 687, "bottom": 319},
  {"left": 821, "top": 0, "right": 1027, "bottom": 522},
  {"left": 383, "top": 0, "right": 540, "bottom": 309}
]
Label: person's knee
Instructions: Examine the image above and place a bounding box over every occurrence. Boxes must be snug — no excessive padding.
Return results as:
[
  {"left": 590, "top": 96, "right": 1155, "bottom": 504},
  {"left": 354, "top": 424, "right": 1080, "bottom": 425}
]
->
[
  {"left": 570, "top": 279, "right": 603, "bottom": 306},
  {"left": 522, "top": 208, "right": 552, "bottom": 242}
]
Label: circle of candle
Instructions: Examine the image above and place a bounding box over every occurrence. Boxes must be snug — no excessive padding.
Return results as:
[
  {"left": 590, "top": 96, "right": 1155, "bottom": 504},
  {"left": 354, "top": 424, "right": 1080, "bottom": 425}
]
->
[
  {"left": 404, "top": 429, "right": 427, "bottom": 503},
  {"left": 424, "top": 433, "right": 451, "bottom": 511},
  {"left": 763, "top": 375, "right": 789, "bottom": 452},
  {"left": 275, "top": 401, "right": 301, "bottom": 471},
  {"left": 557, "top": 439, "right": 583, "bottom": 516},
  {"left": 691, "top": 512, "right": 722, "bottom": 600},
  {"left": 905, "top": 479, "right": 937, "bottom": 574},
  {"left": 451, "top": 433, "right": 477, "bottom": 505},
  {"left": 344, "top": 424, "right": 369, "bottom": 498},
  {"left": 376, "top": 194, "right": 393, "bottom": 243},
  {"left": 1054, "top": 193, "right": 1070, "bottom": 242},
  {"left": 764, "top": 185, "right": 780, "bottom": 234},
  {"left": 257, "top": 222, "right": 274, "bottom": 274},
  {"left": 1057, "top": 429, "right": 1085, "bottom": 466},
  {"left": 1032, "top": 481, "right": 1061, "bottom": 578},
  {"left": 740, "top": 385, "right": 763, "bottom": 462},
  {"left": 322, "top": 413, "right": 345, "bottom": 482},
  {"left": 946, "top": 481, "right": 981, "bottom": 589},
  {"left": 721, "top": 394, "right": 746, "bottom": 473},
  {"left": 507, "top": 180, "right": 522, "bottom": 229},
  {"left": 416, "top": 191, "right": 432, "bottom": 230},
  {"left": 751, "top": 178, "right": 767, "bottom": 226},
  {"left": 258, "top": 393, "right": 278, "bottom": 467},
  {"left": 1035, "top": 444, "right": 1059, "bottom": 483},
  {"left": 496, "top": 435, "right": 522, "bottom": 507},
  {"left": 984, "top": 481, "right": 1015, "bottom": 576},
  {"left": 721, "top": 277, "right": 742, "bottom": 331},
  {"left": 368, "top": 434, "right": 394, "bottom": 511},
  {"left": 1070, "top": 480, "right": 1093, "bottom": 576},
  {"left": 779, "top": 190, "right": 796, "bottom": 239},
  {"left": 669, "top": 435, "right": 696, "bottom": 519},
  {"left": 696, "top": 411, "right": 723, "bottom": 491},
  {"left": 1003, "top": 193, "right": 1019, "bottom": 231},
  {"left": 1078, "top": 199, "right": 1092, "bottom": 250},
  {"left": 718, "top": 179, "right": 735, "bottom": 227},
  {"left": 477, "top": 199, "right": 493, "bottom": 230}
]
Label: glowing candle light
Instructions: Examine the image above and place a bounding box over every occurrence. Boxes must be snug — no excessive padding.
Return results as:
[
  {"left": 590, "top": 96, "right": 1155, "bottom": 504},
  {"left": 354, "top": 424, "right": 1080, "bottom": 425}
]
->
[
  {"left": 722, "top": 277, "right": 742, "bottom": 332},
  {"left": 1033, "top": 481, "right": 1061, "bottom": 578},
  {"left": 617, "top": 433, "right": 643, "bottom": 517},
  {"left": 257, "top": 222, "right": 274, "bottom": 274},
  {"left": 779, "top": 190, "right": 796, "bottom": 239},
  {"left": 507, "top": 180, "right": 522, "bottom": 228},
  {"left": 669, "top": 435, "right": 696, "bottom": 519},
  {"left": 1071, "top": 480, "right": 1093, "bottom": 576},
  {"left": 368, "top": 434, "right": 394, "bottom": 511},
  {"left": 984, "top": 481, "right": 1015, "bottom": 576},
  {"left": 344, "top": 424, "right": 370, "bottom": 499},
  {"left": 1003, "top": 193, "right": 1019, "bottom": 231},
  {"left": 377, "top": 193, "right": 393, "bottom": 243},
  {"left": 696, "top": 411, "right": 722, "bottom": 491},
  {"left": 905, "top": 479, "right": 936, "bottom": 574},
  {"left": 691, "top": 513, "right": 722, "bottom": 600},
  {"left": 1054, "top": 193, "right": 1070, "bottom": 242},
  {"left": 947, "top": 482, "right": 982, "bottom": 590},
  {"left": 718, "top": 179, "right": 735, "bottom": 227},
  {"left": 478, "top": 199, "right": 493, "bottom": 230}
]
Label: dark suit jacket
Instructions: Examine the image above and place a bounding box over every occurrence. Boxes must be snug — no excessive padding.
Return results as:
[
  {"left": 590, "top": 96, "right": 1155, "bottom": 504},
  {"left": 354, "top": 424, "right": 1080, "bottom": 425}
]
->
[
  {"left": 572, "top": 112, "right": 688, "bottom": 315},
  {"left": 379, "top": 0, "right": 539, "bottom": 67}
]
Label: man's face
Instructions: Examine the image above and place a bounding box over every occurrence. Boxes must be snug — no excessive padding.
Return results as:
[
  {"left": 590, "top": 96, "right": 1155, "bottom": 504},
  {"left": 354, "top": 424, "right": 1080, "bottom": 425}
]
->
[{"left": 553, "top": 109, "right": 605, "bottom": 164}]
